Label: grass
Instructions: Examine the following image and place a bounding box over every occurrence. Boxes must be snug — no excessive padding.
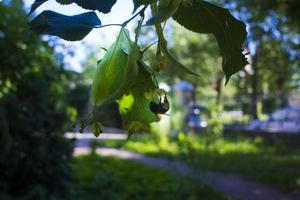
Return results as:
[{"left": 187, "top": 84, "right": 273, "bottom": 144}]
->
[
  {"left": 71, "top": 154, "right": 229, "bottom": 200},
  {"left": 95, "top": 133, "right": 300, "bottom": 193}
]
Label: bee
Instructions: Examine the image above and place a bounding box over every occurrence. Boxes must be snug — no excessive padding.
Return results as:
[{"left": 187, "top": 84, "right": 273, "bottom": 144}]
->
[{"left": 150, "top": 95, "right": 170, "bottom": 114}]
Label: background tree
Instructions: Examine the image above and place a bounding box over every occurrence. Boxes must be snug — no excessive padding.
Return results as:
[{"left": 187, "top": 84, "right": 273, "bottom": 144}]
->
[
  {"left": 0, "top": 1, "right": 77, "bottom": 199},
  {"left": 169, "top": 24, "right": 223, "bottom": 105},
  {"left": 221, "top": 0, "right": 300, "bottom": 118}
]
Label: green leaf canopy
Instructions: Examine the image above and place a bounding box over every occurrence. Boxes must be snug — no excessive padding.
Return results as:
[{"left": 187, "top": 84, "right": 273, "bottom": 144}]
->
[
  {"left": 173, "top": 0, "right": 248, "bottom": 83},
  {"left": 29, "top": 10, "right": 101, "bottom": 41}
]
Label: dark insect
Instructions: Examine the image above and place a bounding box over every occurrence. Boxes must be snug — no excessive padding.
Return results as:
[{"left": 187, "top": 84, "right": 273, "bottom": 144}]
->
[{"left": 150, "top": 95, "right": 170, "bottom": 114}]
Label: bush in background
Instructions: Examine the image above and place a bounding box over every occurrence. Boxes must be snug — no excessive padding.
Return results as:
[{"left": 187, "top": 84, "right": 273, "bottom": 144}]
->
[{"left": 0, "top": 1, "right": 74, "bottom": 199}]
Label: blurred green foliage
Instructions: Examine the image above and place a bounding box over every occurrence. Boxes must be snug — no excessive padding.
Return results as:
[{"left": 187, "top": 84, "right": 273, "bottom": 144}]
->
[
  {"left": 0, "top": 1, "right": 81, "bottom": 199},
  {"left": 220, "top": 0, "right": 300, "bottom": 118},
  {"left": 71, "top": 154, "right": 230, "bottom": 200}
]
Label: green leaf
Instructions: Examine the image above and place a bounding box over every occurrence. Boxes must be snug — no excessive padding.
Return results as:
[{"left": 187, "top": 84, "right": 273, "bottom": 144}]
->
[
  {"left": 91, "top": 121, "right": 103, "bottom": 137},
  {"left": 29, "top": 11, "right": 101, "bottom": 41},
  {"left": 145, "top": 0, "right": 181, "bottom": 26},
  {"left": 173, "top": 0, "right": 248, "bottom": 84},
  {"left": 72, "top": 0, "right": 117, "bottom": 13},
  {"left": 118, "top": 62, "right": 160, "bottom": 133},
  {"left": 91, "top": 28, "right": 138, "bottom": 106}
]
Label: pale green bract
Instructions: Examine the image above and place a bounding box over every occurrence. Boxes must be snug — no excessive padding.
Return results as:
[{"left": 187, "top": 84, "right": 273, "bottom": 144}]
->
[{"left": 91, "top": 27, "right": 138, "bottom": 106}]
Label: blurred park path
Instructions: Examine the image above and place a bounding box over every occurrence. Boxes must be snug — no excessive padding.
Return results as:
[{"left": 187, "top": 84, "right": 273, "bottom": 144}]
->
[
  {"left": 70, "top": 132, "right": 299, "bottom": 200},
  {"left": 65, "top": 128, "right": 127, "bottom": 148}
]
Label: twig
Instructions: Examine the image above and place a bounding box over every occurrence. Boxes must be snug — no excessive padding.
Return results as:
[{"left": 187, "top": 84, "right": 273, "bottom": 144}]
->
[{"left": 122, "top": 5, "right": 148, "bottom": 27}]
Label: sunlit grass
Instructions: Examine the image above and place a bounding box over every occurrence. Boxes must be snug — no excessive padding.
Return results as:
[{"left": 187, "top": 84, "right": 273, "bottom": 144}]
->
[
  {"left": 71, "top": 154, "right": 230, "bottom": 200},
  {"left": 97, "top": 133, "right": 300, "bottom": 192},
  {"left": 126, "top": 137, "right": 180, "bottom": 157}
]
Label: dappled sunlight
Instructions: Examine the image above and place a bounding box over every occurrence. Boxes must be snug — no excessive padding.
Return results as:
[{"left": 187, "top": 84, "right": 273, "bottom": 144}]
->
[
  {"left": 203, "top": 138, "right": 261, "bottom": 155},
  {"left": 126, "top": 135, "right": 180, "bottom": 156},
  {"left": 98, "top": 133, "right": 300, "bottom": 192}
]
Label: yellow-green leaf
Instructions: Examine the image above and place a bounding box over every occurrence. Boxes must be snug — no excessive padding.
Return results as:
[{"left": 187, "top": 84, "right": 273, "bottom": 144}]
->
[{"left": 118, "top": 62, "right": 160, "bottom": 133}]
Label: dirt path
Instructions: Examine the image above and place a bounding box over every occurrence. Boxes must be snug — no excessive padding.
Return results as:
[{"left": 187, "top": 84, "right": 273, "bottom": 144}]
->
[{"left": 74, "top": 147, "right": 299, "bottom": 200}]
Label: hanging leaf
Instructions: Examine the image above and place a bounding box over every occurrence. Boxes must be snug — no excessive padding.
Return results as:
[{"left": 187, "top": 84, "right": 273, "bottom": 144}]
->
[
  {"left": 118, "top": 62, "right": 160, "bottom": 133},
  {"left": 145, "top": 0, "right": 181, "bottom": 26},
  {"left": 132, "top": 0, "right": 158, "bottom": 13},
  {"left": 91, "top": 121, "right": 103, "bottom": 137},
  {"left": 29, "top": 11, "right": 101, "bottom": 41},
  {"left": 72, "top": 0, "right": 117, "bottom": 13},
  {"left": 172, "top": 0, "right": 248, "bottom": 84},
  {"left": 91, "top": 28, "right": 139, "bottom": 106}
]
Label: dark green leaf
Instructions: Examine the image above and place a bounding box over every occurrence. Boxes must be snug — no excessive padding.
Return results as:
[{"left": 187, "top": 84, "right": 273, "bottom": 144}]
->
[
  {"left": 29, "top": 11, "right": 101, "bottom": 41},
  {"left": 72, "top": 0, "right": 117, "bottom": 13},
  {"left": 173, "top": 0, "right": 248, "bottom": 84}
]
